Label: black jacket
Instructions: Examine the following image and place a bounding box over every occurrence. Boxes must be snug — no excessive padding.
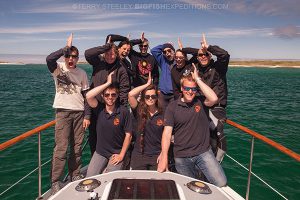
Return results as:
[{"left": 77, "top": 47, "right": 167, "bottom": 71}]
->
[
  {"left": 85, "top": 43, "right": 130, "bottom": 108},
  {"left": 182, "top": 45, "right": 230, "bottom": 107}
]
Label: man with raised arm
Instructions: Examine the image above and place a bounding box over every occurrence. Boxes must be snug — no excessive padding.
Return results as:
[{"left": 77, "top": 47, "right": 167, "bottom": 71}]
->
[
  {"left": 85, "top": 72, "right": 132, "bottom": 177},
  {"left": 46, "top": 33, "right": 90, "bottom": 195},
  {"left": 157, "top": 65, "right": 227, "bottom": 187},
  {"left": 85, "top": 36, "right": 130, "bottom": 155},
  {"left": 151, "top": 42, "right": 176, "bottom": 112},
  {"left": 180, "top": 34, "right": 230, "bottom": 162}
]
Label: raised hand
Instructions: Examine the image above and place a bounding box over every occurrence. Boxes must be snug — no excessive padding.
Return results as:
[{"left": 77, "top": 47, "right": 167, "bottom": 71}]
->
[
  {"left": 141, "top": 32, "right": 145, "bottom": 42},
  {"left": 178, "top": 37, "right": 183, "bottom": 50},
  {"left": 201, "top": 33, "right": 209, "bottom": 50},
  {"left": 191, "top": 63, "right": 200, "bottom": 81},
  {"left": 146, "top": 71, "right": 152, "bottom": 85},
  {"left": 107, "top": 71, "right": 114, "bottom": 84},
  {"left": 66, "top": 33, "right": 73, "bottom": 47},
  {"left": 127, "top": 33, "right": 131, "bottom": 40},
  {"left": 107, "top": 36, "right": 112, "bottom": 44}
]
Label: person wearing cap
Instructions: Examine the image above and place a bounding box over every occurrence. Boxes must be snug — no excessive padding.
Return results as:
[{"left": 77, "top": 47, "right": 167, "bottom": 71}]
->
[
  {"left": 157, "top": 66, "right": 227, "bottom": 187},
  {"left": 151, "top": 42, "right": 176, "bottom": 112},
  {"left": 180, "top": 34, "right": 230, "bottom": 163},
  {"left": 46, "top": 33, "right": 90, "bottom": 195}
]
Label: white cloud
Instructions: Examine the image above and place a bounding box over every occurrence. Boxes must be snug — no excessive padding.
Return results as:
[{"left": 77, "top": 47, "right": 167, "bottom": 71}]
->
[
  {"left": 182, "top": 27, "right": 273, "bottom": 38},
  {"left": 0, "top": 20, "right": 137, "bottom": 34}
]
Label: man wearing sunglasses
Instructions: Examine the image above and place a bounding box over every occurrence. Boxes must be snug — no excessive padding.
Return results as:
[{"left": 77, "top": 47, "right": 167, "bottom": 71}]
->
[
  {"left": 151, "top": 42, "right": 176, "bottom": 112},
  {"left": 85, "top": 72, "right": 132, "bottom": 177},
  {"left": 85, "top": 37, "right": 130, "bottom": 156},
  {"left": 128, "top": 32, "right": 159, "bottom": 88},
  {"left": 157, "top": 66, "right": 227, "bottom": 187},
  {"left": 46, "top": 34, "right": 90, "bottom": 195},
  {"left": 105, "top": 33, "right": 159, "bottom": 88},
  {"left": 180, "top": 34, "right": 230, "bottom": 163}
]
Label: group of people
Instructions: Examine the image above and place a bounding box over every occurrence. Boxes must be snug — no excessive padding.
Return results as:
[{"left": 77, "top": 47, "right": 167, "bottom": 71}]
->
[{"left": 46, "top": 32, "right": 230, "bottom": 195}]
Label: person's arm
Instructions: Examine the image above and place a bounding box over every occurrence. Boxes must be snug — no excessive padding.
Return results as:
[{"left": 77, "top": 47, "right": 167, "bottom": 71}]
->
[
  {"left": 46, "top": 33, "right": 73, "bottom": 73},
  {"left": 191, "top": 64, "right": 218, "bottom": 107},
  {"left": 110, "top": 132, "right": 132, "bottom": 166},
  {"left": 128, "top": 72, "right": 152, "bottom": 109},
  {"left": 106, "top": 34, "right": 128, "bottom": 43},
  {"left": 201, "top": 33, "right": 229, "bottom": 75},
  {"left": 157, "top": 126, "right": 173, "bottom": 172},
  {"left": 150, "top": 44, "right": 164, "bottom": 66},
  {"left": 207, "top": 45, "right": 230, "bottom": 74},
  {"left": 86, "top": 71, "right": 114, "bottom": 108},
  {"left": 84, "top": 43, "right": 112, "bottom": 66}
]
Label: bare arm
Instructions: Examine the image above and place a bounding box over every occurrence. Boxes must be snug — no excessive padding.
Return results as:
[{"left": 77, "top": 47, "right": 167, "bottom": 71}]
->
[
  {"left": 157, "top": 126, "right": 173, "bottom": 172},
  {"left": 128, "top": 72, "right": 152, "bottom": 109},
  {"left": 191, "top": 63, "right": 218, "bottom": 107},
  {"left": 86, "top": 72, "right": 114, "bottom": 108}
]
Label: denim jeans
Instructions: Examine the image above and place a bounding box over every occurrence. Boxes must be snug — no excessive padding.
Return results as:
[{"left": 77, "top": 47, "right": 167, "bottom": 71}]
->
[{"left": 174, "top": 148, "right": 227, "bottom": 187}]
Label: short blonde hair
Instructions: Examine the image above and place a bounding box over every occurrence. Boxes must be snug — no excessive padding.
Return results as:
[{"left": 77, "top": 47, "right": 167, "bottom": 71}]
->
[{"left": 180, "top": 73, "right": 196, "bottom": 86}]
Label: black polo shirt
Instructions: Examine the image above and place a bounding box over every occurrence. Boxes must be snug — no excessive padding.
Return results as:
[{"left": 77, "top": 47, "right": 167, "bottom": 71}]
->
[
  {"left": 132, "top": 111, "right": 164, "bottom": 156},
  {"left": 164, "top": 97, "right": 210, "bottom": 158},
  {"left": 96, "top": 104, "right": 132, "bottom": 158}
]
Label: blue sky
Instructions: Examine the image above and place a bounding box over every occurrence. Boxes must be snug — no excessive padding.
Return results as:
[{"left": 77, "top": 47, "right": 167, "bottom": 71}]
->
[{"left": 0, "top": 0, "right": 300, "bottom": 60}]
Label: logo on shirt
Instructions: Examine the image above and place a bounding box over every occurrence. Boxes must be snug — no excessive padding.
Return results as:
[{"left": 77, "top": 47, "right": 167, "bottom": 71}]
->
[
  {"left": 113, "top": 117, "right": 120, "bottom": 126},
  {"left": 195, "top": 105, "right": 201, "bottom": 113},
  {"left": 138, "top": 60, "right": 152, "bottom": 75},
  {"left": 156, "top": 119, "right": 163, "bottom": 126}
]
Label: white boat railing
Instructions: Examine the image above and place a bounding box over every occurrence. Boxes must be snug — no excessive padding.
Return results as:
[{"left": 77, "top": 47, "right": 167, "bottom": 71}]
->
[{"left": 0, "top": 119, "right": 299, "bottom": 199}]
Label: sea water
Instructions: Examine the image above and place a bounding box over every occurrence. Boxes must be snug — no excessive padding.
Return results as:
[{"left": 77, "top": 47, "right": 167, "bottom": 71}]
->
[{"left": 0, "top": 65, "right": 299, "bottom": 200}]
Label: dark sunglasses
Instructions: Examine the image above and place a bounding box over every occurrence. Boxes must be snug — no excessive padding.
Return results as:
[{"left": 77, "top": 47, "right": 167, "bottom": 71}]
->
[
  {"left": 182, "top": 86, "right": 198, "bottom": 92},
  {"left": 163, "top": 49, "right": 173, "bottom": 55},
  {"left": 139, "top": 44, "right": 148, "bottom": 48},
  {"left": 104, "top": 93, "right": 117, "bottom": 98},
  {"left": 65, "top": 54, "right": 78, "bottom": 59},
  {"left": 145, "top": 95, "right": 157, "bottom": 100},
  {"left": 198, "top": 52, "right": 209, "bottom": 57}
]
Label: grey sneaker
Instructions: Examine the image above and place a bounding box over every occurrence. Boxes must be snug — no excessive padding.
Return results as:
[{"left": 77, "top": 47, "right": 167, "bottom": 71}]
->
[
  {"left": 51, "top": 181, "right": 61, "bottom": 195},
  {"left": 71, "top": 174, "right": 84, "bottom": 182}
]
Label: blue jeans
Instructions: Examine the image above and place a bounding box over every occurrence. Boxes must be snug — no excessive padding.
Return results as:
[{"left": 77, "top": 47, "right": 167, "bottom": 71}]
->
[{"left": 174, "top": 149, "right": 227, "bottom": 187}]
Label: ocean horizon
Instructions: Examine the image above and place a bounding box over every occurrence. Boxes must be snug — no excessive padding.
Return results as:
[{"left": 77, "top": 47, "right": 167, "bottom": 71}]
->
[{"left": 1, "top": 54, "right": 300, "bottom": 65}]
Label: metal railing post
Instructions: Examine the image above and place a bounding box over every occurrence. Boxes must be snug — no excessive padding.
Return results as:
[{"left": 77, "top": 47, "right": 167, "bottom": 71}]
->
[
  {"left": 37, "top": 131, "right": 42, "bottom": 199},
  {"left": 246, "top": 136, "right": 255, "bottom": 200}
]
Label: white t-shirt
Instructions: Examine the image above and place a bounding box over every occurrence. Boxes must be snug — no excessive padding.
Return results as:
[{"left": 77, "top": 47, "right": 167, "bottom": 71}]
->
[{"left": 52, "top": 62, "right": 89, "bottom": 111}]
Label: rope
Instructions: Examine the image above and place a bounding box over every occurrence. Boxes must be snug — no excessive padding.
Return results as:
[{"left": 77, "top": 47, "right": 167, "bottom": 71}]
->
[{"left": 225, "top": 154, "right": 288, "bottom": 200}]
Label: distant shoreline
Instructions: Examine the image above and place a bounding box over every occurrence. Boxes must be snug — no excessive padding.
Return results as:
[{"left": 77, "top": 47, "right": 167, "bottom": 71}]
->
[{"left": 1, "top": 60, "right": 300, "bottom": 68}]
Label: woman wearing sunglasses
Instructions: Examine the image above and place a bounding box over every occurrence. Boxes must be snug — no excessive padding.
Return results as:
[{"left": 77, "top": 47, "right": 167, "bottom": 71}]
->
[{"left": 128, "top": 72, "right": 164, "bottom": 170}]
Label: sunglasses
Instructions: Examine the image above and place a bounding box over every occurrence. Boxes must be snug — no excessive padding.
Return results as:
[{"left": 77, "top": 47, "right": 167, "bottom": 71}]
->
[
  {"left": 104, "top": 93, "right": 117, "bottom": 98},
  {"left": 65, "top": 54, "right": 78, "bottom": 59},
  {"left": 182, "top": 86, "right": 198, "bottom": 92},
  {"left": 145, "top": 95, "right": 157, "bottom": 100},
  {"left": 163, "top": 49, "right": 173, "bottom": 55},
  {"left": 139, "top": 44, "right": 148, "bottom": 48},
  {"left": 198, "top": 52, "right": 209, "bottom": 57},
  {"left": 175, "top": 56, "right": 185, "bottom": 60}
]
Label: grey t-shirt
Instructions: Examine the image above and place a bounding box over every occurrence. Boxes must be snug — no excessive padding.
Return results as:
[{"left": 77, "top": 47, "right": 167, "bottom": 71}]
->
[{"left": 52, "top": 62, "right": 89, "bottom": 111}]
